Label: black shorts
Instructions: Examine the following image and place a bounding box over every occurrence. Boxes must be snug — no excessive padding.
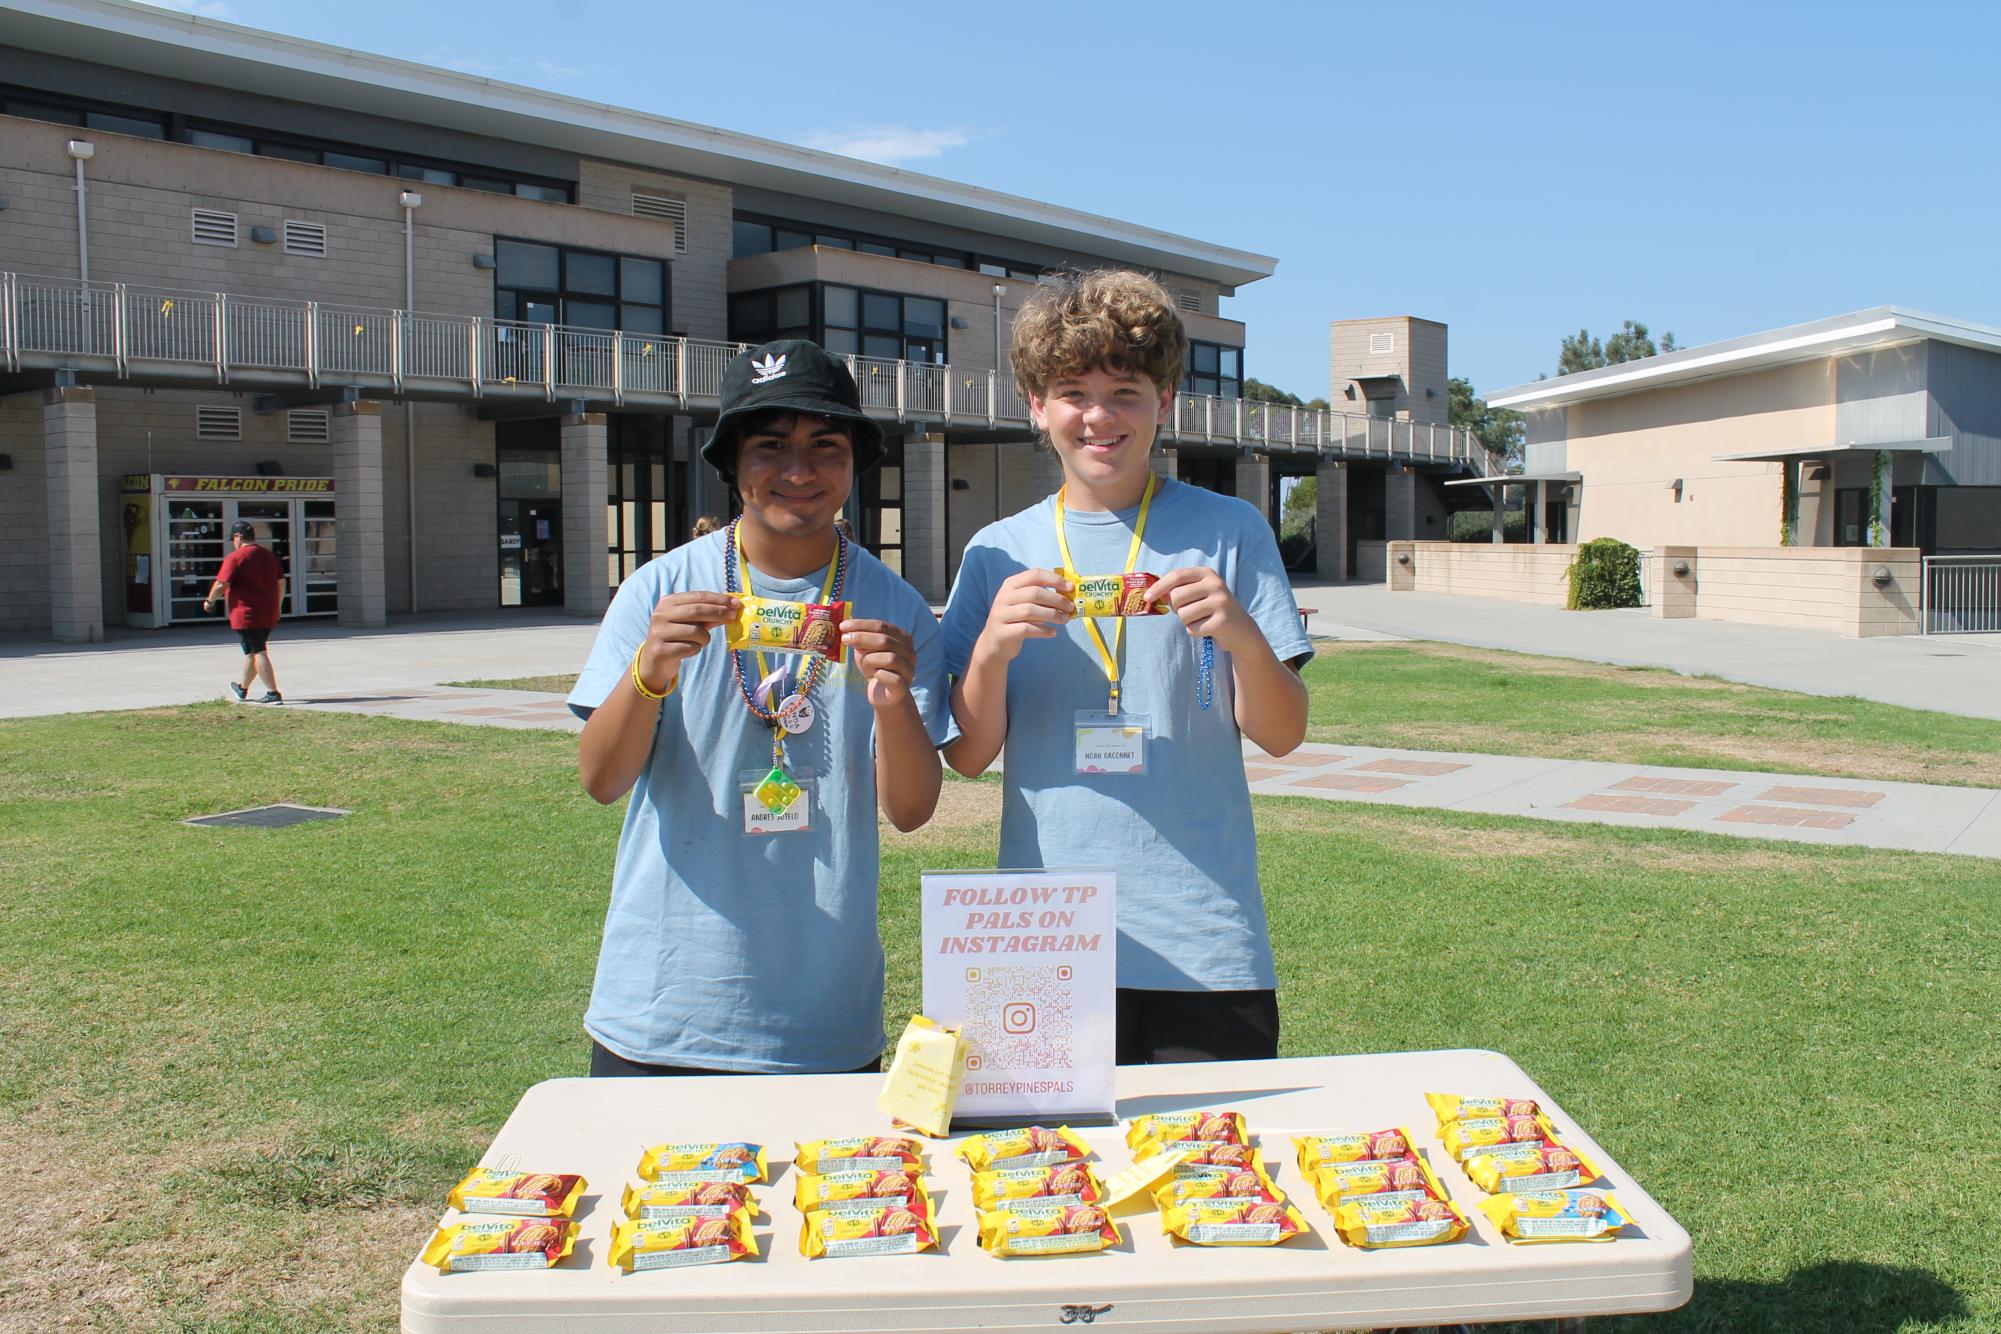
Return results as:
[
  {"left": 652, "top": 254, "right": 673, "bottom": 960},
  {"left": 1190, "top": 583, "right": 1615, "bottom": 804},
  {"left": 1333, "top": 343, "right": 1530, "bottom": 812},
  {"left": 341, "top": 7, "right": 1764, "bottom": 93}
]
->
[
  {"left": 237, "top": 627, "right": 272, "bottom": 655},
  {"left": 589, "top": 1039, "right": 881, "bottom": 1078},
  {"left": 1115, "top": 987, "right": 1279, "bottom": 1065}
]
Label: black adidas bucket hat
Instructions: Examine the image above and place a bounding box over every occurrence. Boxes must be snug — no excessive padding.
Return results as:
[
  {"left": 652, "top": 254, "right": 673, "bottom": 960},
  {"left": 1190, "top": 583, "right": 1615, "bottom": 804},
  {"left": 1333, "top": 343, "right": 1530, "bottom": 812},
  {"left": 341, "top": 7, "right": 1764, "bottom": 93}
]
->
[{"left": 701, "top": 339, "right": 886, "bottom": 481}]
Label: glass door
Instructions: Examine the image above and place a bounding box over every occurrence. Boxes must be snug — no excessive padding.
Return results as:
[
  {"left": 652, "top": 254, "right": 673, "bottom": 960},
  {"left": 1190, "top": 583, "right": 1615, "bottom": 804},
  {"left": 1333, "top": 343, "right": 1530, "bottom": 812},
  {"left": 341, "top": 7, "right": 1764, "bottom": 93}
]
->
[
  {"left": 233, "top": 501, "right": 294, "bottom": 616},
  {"left": 166, "top": 500, "right": 225, "bottom": 624},
  {"left": 300, "top": 499, "right": 338, "bottom": 615}
]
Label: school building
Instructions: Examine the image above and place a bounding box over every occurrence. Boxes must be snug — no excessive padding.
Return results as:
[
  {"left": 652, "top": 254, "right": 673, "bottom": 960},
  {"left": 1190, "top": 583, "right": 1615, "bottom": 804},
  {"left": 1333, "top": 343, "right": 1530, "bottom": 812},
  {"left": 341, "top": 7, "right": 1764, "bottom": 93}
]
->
[
  {"left": 1381, "top": 308, "right": 2001, "bottom": 636},
  {"left": 0, "top": 0, "right": 1488, "bottom": 641}
]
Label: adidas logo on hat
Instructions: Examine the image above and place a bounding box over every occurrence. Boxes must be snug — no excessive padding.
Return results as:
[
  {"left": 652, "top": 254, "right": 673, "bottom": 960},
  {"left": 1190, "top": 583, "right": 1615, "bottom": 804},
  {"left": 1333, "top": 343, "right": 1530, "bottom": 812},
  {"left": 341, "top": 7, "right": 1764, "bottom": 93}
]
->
[{"left": 750, "top": 353, "right": 788, "bottom": 384}]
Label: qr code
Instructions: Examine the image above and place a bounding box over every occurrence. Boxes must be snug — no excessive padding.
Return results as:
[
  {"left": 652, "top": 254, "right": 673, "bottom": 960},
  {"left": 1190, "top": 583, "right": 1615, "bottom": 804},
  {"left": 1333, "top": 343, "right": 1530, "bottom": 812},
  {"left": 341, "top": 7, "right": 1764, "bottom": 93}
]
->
[{"left": 961, "top": 965, "right": 1072, "bottom": 1070}]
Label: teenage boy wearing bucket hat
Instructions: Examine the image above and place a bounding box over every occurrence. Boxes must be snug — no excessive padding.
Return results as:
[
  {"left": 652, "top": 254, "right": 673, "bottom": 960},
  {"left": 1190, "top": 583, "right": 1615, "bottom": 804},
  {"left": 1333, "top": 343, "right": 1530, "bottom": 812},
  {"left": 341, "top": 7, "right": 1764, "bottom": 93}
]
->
[{"left": 566, "top": 340, "right": 946, "bottom": 1076}]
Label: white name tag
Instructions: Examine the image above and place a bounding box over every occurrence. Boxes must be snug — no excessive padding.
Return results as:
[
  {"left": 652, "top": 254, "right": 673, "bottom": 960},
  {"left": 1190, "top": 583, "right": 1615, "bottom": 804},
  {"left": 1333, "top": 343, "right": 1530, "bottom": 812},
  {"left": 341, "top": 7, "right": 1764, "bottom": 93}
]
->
[
  {"left": 1074, "top": 710, "right": 1148, "bottom": 776},
  {"left": 739, "top": 767, "right": 814, "bottom": 835}
]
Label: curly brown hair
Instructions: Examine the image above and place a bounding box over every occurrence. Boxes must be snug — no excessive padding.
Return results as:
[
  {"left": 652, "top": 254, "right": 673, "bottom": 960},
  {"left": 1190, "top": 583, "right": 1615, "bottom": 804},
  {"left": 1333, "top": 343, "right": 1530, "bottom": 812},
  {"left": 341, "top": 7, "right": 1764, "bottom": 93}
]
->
[{"left": 1010, "top": 270, "right": 1187, "bottom": 400}]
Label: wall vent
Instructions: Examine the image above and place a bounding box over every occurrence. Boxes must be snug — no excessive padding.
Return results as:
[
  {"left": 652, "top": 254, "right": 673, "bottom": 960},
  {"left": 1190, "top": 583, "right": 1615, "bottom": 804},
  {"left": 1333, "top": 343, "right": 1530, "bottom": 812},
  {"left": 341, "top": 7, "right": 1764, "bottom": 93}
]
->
[
  {"left": 196, "top": 406, "right": 242, "bottom": 440},
  {"left": 1176, "top": 289, "right": 1200, "bottom": 313},
  {"left": 283, "top": 220, "right": 328, "bottom": 258},
  {"left": 1368, "top": 331, "right": 1396, "bottom": 355},
  {"left": 630, "top": 192, "right": 688, "bottom": 253},
  {"left": 288, "top": 409, "right": 331, "bottom": 444},
  {"left": 192, "top": 208, "right": 238, "bottom": 248}
]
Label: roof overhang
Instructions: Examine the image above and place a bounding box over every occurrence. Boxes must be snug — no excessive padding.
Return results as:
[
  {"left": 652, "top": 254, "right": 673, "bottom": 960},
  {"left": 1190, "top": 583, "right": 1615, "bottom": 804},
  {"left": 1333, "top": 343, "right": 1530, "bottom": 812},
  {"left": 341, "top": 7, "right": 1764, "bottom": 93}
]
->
[
  {"left": 1488, "top": 309, "right": 2001, "bottom": 411},
  {"left": 1712, "top": 437, "right": 1953, "bottom": 464},
  {"left": 4, "top": 0, "right": 1277, "bottom": 289},
  {"left": 1443, "top": 471, "right": 1581, "bottom": 487}
]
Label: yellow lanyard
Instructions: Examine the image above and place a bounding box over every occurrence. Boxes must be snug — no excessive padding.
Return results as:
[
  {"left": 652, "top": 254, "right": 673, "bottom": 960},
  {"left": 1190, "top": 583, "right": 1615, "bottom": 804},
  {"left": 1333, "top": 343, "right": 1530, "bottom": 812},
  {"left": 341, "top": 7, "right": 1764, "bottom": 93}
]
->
[
  {"left": 735, "top": 520, "right": 841, "bottom": 733},
  {"left": 1053, "top": 473, "right": 1156, "bottom": 714}
]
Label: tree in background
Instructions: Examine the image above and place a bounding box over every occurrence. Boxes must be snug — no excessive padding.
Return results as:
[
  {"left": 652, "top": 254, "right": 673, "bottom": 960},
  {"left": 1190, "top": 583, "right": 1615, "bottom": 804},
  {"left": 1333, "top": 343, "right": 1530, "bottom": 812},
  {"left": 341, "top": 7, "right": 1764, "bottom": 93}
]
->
[
  {"left": 1244, "top": 377, "right": 1330, "bottom": 411},
  {"left": 1558, "top": 320, "right": 1678, "bottom": 375},
  {"left": 1448, "top": 376, "right": 1525, "bottom": 470}
]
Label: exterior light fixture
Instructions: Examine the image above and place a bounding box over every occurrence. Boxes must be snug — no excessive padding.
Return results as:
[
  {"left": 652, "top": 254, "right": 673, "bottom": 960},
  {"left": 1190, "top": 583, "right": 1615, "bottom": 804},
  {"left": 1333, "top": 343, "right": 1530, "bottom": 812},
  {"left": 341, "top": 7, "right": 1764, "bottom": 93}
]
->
[
  {"left": 472, "top": 462, "right": 498, "bottom": 478},
  {"left": 66, "top": 139, "right": 95, "bottom": 160},
  {"left": 1871, "top": 566, "right": 1892, "bottom": 586},
  {"left": 254, "top": 460, "right": 284, "bottom": 476},
  {"left": 1671, "top": 559, "right": 1691, "bottom": 577},
  {"left": 398, "top": 190, "right": 423, "bottom": 209},
  {"left": 472, "top": 254, "right": 497, "bottom": 269},
  {"left": 249, "top": 225, "right": 277, "bottom": 243}
]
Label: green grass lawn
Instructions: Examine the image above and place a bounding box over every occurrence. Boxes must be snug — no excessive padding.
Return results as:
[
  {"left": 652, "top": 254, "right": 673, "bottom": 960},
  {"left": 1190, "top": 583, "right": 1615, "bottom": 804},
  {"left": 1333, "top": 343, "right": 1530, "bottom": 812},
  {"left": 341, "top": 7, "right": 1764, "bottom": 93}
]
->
[
  {"left": 446, "top": 640, "right": 2001, "bottom": 789},
  {"left": 1303, "top": 641, "right": 2001, "bottom": 788},
  {"left": 4, "top": 707, "right": 1993, "bottom": 1331}
]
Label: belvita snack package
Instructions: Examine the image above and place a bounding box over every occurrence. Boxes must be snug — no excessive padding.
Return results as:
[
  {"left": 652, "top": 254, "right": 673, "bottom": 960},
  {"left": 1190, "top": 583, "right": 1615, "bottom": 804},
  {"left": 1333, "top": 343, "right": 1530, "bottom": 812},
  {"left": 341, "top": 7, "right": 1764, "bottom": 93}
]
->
[
  {"left": 978, "top": 1201, "right": 1122, "bottom": 1257},
  {"left": 1124, "top": 1110, "right": 1248, "bottom": 1156},
  {"left": 799, "top": 1198, "right": 940, "bottom": 1258},
  {"left": 956, "top": 1125, "right": 1089, "bottom": 1173},
  {"left": 420, "top": 1218, "right": 578, "bottom": 1273},
  {"left": 1060, "top": 570, "right": 1168, "bottom": 618},
  {"left": 726, "top": 596, "right": 849, "bottom": 660},
  {"left": 445, "top": 1169, "right": 587, "bottom": 1218},
  {"left": 1479, "top": 1189, "right": 1630, "bottom": 1243},
  {"left": 1330, "top": 1194, "right": 1469, "bottom": 1250},
  {"left": 972, "top": 1161, "right": 1104, "bottom": 1210},
  {"left": 794, "top": 1168, "right": 930, "bottom": 1215},
  {"left": 794, "top": 1135, "right": 924, "bottom": 1175},
  {"left": 635, "top": 1142, "right": 766, "bottom": 1185},
  {"left": 621, "top": 1181, "right": 755, "bottom": 1222},
  {"left": 1462, "top": 1139, "right": 1602, "bottom": 1194},
  {"left": 609, "top": 1211, "right": 758, "bottom": 1271},
  {"left": 1160, "top": 1198, "right": 1309, "bottom": 1247}
]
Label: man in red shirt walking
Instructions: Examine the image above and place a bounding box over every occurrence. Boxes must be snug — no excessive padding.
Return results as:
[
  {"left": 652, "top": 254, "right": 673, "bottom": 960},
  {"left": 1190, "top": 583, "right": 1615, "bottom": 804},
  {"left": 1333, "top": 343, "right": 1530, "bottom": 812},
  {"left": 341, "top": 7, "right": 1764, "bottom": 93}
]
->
[{"left": 204, "top": 520, "right": 285, "bottom": 703}]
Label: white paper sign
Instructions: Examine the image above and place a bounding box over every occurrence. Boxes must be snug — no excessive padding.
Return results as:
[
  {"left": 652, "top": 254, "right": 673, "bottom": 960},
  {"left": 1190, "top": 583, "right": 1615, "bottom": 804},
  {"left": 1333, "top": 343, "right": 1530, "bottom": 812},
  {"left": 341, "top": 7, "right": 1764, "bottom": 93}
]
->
[{"left": 920, "top": 869, "right": 1116, "bottom": 1123}]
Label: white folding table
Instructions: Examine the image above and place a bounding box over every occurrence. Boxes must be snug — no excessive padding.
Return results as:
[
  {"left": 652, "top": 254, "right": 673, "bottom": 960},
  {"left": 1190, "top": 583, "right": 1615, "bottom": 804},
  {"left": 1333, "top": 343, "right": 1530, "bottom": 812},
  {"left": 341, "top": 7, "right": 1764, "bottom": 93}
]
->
[{"left": 401, "top": 1048, "right": 1691, "bottom": 1332}]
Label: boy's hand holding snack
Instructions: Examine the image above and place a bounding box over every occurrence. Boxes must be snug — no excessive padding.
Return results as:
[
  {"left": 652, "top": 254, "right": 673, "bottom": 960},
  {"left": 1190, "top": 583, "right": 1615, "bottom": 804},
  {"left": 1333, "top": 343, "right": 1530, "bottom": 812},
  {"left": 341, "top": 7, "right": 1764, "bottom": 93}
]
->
[
  {"left": 637, "top": 592, "right": 741, "bottom": 695},
  {"left": 841, "top": 618, "right": 921, "bottom": 710},
  {"left": 1143, "top": 568, "right": 1262, "bottom": 655},
  {"left": 975, "top": 568, "right": 1075, "bottom": 663}
]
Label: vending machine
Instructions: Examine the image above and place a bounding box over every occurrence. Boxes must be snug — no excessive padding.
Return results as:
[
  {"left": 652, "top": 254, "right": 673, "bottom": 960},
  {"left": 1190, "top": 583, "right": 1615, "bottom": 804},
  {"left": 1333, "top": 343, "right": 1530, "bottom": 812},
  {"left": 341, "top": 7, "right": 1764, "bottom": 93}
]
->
[{"left": 121, "top": 474, "right": 338, "bottom": 628}]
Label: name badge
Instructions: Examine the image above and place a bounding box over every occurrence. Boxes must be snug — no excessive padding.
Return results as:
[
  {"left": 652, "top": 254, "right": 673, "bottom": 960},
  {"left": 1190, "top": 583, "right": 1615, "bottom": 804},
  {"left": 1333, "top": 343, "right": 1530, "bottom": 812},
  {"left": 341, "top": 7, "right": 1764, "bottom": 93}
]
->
[
  {"left": 739, "top": 767, "right": 814, "bottom": 835},
  {"left": 1074, "top": 710, "right": 1148, "bottom": 776}
]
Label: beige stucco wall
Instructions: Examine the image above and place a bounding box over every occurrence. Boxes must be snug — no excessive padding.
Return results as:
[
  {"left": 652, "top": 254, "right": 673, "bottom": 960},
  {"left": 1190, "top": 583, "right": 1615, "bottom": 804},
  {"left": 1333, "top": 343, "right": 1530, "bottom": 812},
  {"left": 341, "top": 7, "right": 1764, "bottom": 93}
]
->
[
  {"left": 1564, "top": 361, "right": 1836, "bottom": 549},
  {"left": 1389, "top": 541, "right": 1574, "bottom": 606},
  {"left": 1681, "top": 547, "right": 1920, "bottom": 637},
  {"left": 1382, "top": 541, "right": 1922, "bottom": 636}
]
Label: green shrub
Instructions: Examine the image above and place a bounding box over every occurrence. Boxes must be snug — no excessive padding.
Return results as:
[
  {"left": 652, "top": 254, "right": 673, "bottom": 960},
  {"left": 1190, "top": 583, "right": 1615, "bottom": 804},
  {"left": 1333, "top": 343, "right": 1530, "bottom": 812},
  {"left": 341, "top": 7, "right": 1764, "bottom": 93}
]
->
[
  {"left": 1446, "top": 510, "right": 1527, "bottom": 543},
  {"left": 1566, "top": 537, "right": 1642, "bottom": 609}
]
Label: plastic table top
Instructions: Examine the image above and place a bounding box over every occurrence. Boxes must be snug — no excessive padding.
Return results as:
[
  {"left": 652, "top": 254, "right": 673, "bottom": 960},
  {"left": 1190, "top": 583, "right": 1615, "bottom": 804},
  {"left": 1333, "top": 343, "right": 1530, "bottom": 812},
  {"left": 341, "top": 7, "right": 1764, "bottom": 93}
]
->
[{"left": 401, "top": 1049, "right": 1691, "bottom": 1333}]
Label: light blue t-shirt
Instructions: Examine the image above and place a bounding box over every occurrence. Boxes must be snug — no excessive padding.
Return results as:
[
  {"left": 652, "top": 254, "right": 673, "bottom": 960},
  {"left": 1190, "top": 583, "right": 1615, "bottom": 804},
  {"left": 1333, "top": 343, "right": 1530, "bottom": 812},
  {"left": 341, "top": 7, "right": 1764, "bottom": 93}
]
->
[
  {"left": 940, "top": 480, "right": 1312, "bottom": 992},
  {"left": 568, "top": 530, "right": 947, "bottom": 1072}
]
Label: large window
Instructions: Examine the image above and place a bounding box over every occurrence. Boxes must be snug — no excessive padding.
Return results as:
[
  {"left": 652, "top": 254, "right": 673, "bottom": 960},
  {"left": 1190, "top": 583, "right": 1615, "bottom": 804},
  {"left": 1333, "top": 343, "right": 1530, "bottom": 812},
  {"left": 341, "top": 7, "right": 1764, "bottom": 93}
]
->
[
  {"left": 1183, "top": 340, "right": 1242, "bottom": 400},
  {"left": 495, "top": 240, "right": 667, "bottom": 333},
  {"left": 3, "top": 84, "right": 573, "bottom": 201},
  {"left": 729, "top": 284, "right": 946, "bottom": 364},
  {"left": 731, "top": 213, "right": 1042, "bottom": 282}
]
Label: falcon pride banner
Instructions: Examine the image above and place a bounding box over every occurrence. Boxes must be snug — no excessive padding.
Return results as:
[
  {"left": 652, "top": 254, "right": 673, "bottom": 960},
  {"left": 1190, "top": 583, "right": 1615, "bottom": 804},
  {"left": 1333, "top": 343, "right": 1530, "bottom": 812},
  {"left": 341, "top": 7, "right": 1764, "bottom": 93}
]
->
[{"left": 920, "top": 870, "right": 1116, "bottom": 1125}]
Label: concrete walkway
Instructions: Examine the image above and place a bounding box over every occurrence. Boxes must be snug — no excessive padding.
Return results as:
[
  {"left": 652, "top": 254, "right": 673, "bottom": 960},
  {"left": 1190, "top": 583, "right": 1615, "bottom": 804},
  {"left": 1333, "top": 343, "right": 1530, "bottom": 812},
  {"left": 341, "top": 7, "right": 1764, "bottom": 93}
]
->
[
  {"left": 4, "top": 607, "right": 1996, "bottom": 858},
  {"left": 1286, "top": 580, "right": 2001, "bottom": 721},
  {"left": 265, "top": 685, "right": 2001, "bottom": 860}
]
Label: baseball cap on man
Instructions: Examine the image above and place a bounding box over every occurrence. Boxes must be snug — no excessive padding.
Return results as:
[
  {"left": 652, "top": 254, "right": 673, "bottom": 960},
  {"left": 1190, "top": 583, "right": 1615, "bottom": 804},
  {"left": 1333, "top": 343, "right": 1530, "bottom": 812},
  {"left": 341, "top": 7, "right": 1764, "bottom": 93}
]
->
[
  {"left": 229, "top": 520, "right": 255, "bottom": 539},
  {"left": 701, "top": 339, "right": 885, "bottom": 481}
]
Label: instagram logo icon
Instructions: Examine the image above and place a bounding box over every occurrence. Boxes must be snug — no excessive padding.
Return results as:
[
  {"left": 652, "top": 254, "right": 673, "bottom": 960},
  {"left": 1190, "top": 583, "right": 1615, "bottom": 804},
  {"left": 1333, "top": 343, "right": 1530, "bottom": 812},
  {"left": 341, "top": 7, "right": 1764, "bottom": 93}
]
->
[{"left": 1001, "top": 1002, "right": 1036, "bottom": 1034}]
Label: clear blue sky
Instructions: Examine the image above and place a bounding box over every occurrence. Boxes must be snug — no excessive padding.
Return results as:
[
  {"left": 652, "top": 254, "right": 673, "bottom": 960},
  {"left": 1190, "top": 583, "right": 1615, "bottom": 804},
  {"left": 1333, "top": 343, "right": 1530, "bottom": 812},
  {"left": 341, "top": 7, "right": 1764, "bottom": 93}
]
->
[{"left": 165, "top": 0, "right": 2001, "bottom": 402}]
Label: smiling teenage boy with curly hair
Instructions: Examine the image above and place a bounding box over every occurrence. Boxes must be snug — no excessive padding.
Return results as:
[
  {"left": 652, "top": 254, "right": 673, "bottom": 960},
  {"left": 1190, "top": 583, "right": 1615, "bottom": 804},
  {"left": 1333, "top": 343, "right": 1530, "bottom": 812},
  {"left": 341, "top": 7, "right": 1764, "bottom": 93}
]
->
[{"left": 939, "top": 270, "right": 1312, "bottom": 1065}]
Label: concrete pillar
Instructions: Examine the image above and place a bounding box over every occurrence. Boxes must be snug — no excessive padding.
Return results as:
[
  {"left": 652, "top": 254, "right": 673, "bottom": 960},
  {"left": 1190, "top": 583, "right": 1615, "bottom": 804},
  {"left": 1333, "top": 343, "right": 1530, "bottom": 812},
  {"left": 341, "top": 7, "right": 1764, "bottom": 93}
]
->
[
  {"left": 333, "top": 400, "right": 387, "bottom": 627},
  {"left": 561, "top": 412, "right": 610, "bottom": 617},
  {"left": 1235, "top": 451, "right": 1273, "bottom": 523},
  {"left": 1532, "top": 480, "right": 1547, "bottom": 544},
  {"left": 44, "top": 387, "right": 103, "bottom": 643},
  {"left": 1152, "top": 446, "right": 1178, "bottom": 485},
  {"left": 1314, "top": 458, "right": 1349, "bottom": 581},
  {"left": 901, "top": 433, "right": 948, "bottom": 602},
  {"left": 1384, "top": 466, "right": 1419, "bottom": 541},
  {"left": 1654, "top": 546, "right": 1697, "bottom": 619},
  {"left": 1490, "top": 484, "right": 1505, "bottom": 543}
]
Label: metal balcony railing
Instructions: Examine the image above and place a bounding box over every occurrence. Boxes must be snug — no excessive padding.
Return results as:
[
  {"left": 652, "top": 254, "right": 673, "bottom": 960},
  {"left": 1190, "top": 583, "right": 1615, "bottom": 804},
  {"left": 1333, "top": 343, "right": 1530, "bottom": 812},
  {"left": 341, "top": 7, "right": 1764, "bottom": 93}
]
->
[{"left": 0, "top": 271, "right": 1487, "bottom": 467}]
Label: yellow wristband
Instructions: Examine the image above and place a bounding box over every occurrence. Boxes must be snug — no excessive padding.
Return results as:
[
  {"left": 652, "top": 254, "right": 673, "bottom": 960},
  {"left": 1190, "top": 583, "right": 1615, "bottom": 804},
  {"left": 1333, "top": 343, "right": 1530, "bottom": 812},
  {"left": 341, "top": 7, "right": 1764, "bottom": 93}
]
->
[{"left": 630, "top": 644, "right": 673, "bottom": 701}]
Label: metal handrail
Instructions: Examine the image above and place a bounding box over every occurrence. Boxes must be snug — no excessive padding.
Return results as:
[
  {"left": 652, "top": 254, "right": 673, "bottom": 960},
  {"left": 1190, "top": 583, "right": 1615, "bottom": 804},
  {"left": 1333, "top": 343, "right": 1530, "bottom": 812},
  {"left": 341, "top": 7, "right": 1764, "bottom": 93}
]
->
[
  {"left": 0, "top": 269, "right": 1486, "bottom": 466},
  {"left": 1921, "top": 554, "right": 2001, "bottom": 635}
]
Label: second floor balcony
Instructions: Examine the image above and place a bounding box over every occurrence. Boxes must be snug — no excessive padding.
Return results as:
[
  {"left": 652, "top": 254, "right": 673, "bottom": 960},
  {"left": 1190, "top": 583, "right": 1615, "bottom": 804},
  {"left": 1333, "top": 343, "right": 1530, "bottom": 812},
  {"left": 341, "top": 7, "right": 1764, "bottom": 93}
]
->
[{"left": 0, "top": 271, "right": 1491, "bottom": 473}]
